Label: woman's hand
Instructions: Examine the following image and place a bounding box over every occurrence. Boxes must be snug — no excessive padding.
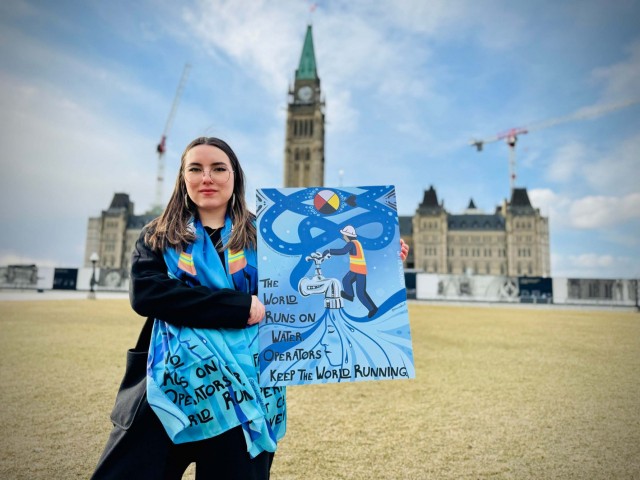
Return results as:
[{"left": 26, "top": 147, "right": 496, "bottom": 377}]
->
[
  {"left": 247, "top": 295, "right": 266, "bottom": 326},
  {"left": 400, "top": 238, "right": 410, "bottom": 262}
]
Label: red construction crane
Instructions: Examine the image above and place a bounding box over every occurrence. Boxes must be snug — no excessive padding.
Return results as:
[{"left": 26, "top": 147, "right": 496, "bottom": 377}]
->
[
  {"left": 470, "top": 98, "right": 640, "bottom": 193},
  {"left": 152, "top": 63, "right": 191, "bottom": 213}
]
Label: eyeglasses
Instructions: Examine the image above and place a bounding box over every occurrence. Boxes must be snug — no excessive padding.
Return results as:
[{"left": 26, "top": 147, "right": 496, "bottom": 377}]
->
[{"left": 184, "top": 165, "right": 234, "bottom": 184}]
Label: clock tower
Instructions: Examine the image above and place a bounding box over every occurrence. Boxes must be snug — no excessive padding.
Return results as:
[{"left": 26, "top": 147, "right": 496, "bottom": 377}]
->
[{"left": 284, "top": 25, "right": 325, "bottom": 187}]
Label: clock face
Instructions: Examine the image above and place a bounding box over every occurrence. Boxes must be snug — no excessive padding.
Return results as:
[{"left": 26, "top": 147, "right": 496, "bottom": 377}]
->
[
  {"left": 297, "top": 86, "right": 313, "bottom": 102},
  {"left": 104, "top": 270, "right": 122, "bottom": 287}
]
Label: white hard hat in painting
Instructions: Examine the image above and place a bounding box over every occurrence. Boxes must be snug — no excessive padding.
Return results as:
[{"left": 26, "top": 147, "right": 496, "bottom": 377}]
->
[{"left": 339, "top": 225, "right": 357, "bottom": 238}]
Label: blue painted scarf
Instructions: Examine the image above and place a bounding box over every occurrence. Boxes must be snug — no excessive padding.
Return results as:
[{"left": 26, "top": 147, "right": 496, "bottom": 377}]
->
[{"left": 146, "top": 216, "right": 286, "bottom": 457}]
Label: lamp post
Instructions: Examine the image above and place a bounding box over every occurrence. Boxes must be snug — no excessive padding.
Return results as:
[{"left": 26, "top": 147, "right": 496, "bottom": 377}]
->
[{"left": 89, "top": 252, "right": 99, "bottom": 299}]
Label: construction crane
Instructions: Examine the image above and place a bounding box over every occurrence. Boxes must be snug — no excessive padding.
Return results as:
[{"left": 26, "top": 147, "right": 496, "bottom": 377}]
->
[
  {"left": 152, "top": 63, "right": 191, "bottom": 214},
  {"left": 470, "top": 98, "right": 640, "bottom": 193}
]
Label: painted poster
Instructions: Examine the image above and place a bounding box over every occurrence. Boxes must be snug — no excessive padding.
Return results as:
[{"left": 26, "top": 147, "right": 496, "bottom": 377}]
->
[{"left": 256, "top": 185, "right": 415, "bottom": 387}]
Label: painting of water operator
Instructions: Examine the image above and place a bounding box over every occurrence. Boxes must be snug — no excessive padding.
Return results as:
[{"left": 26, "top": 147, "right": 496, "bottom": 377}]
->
[{"left": 256, "top": 185, "right": 415, "bottom": 387}]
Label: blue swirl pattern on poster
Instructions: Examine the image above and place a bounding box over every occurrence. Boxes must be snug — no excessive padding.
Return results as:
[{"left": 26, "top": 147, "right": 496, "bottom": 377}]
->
[{"left": 257, "top": 185, "right": 415, "bottom": 387}]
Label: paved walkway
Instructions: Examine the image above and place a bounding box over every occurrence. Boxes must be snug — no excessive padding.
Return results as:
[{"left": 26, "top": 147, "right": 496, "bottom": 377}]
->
[
  {"left": 0, "top": 289, "right": 129, "bottom": 301},
  {"left": 408, "top": 298, "right": 638, "bottom": 312},
  {"left": 1, "top": 289, "right": 636, "bottom": 312}
]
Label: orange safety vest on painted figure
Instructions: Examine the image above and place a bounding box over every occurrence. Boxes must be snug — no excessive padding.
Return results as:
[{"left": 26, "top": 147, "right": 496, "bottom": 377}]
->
[{"left": 349, "top": 240, "right": 367, "bottom": 274}]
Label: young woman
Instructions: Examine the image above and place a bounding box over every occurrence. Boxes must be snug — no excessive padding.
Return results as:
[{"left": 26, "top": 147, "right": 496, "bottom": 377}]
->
[
  {"left": 92, "top": 137, "right": 282, "bottom": 479},
  {"left": 92, "top": 136, "right": 409, "bottom": 479}
]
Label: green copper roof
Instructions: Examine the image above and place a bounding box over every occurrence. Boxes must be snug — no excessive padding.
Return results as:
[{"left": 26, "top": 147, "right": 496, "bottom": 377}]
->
[{"left": 295, "top": 25, "right": 318, "bottom": 80}]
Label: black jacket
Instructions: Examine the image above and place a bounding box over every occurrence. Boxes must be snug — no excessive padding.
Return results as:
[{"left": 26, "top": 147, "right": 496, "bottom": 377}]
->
[{"left": 129, "top": 230, "right": 252, "bottom": 341}]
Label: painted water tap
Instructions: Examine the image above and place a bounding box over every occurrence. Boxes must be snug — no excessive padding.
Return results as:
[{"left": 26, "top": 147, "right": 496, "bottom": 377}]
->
[{"left": 298, "top": 251, "right": 344, "bottom": 309}]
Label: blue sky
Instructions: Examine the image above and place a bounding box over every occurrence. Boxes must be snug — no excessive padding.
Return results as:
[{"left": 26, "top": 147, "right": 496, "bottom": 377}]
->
[{"left": 1, "top": 0, "right": 639, "bottom": 278}]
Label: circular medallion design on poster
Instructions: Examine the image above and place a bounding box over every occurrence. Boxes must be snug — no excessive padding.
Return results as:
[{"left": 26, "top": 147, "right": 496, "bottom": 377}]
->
[{"left": 314, "top": 189, "right": 340, "bottom": 214}]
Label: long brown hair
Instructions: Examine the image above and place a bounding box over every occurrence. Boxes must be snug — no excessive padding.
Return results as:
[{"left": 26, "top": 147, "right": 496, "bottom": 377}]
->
[{"left": 145, "top": 137, "right": 256, "bottom": 253}]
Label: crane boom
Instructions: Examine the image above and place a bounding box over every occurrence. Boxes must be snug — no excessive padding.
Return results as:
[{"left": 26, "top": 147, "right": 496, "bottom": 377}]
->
[
  {"left": 470, "top": 98, "right": 640, "bottom": 192},
  {"left": 152, "top": 63, "right": 192, "bottom": 214}
]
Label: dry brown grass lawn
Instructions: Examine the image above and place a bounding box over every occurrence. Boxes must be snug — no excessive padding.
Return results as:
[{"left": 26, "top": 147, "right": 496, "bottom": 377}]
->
[{"left": 0, "top": 300, "right": 638, "bottom": 479}]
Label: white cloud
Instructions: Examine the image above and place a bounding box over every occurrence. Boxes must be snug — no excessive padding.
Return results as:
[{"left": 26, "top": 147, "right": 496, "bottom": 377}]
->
[
  {"left": 530, "top": 188, "right": 640, "bottom": 232},
  {"left": 569, "top": 193, "right": 640, "bottom": 229},
  {"left": 359, "top": 0, "right": 527, "bottom": 49},
  {"left": 583, "top": 133, "right": 640, "bottom": 194},
  {"left": 542, "top": 130, "right": 640, "bottom": 195},
  {"left": 0, "top": 72, "right": 152, "bottom": 209},
  {"left": 179, "top": 0, "right": 470, "bottom": 135},
  {"left": 0, "top": 0, "right": 38, "bottom": 17},
  {"left": 0, "top": 23, "right": 161, "bottom": 113},
  {"left": 325, "top": 89, "right": 359, "bottom": 135},
  {"left": 528, "top": 188, "right": 571, "bottom": 226},
  {"left": 592, "top": 39, "right": 640, "bottom": 102},
  {"left": 0, "top": 69, "right": 156, "bottom": 265},
  {"left": 361, "top": 0, "right": 467, "bottom": 35},
  {"left": 546, "top": 141, "right": 587, "bottom": 182},
  {"left": 569, "top": 253, "right": 615, "bottom": 268},
  {"left": 180, "top": 1, "right": 366, "bottom": 136},
  {"left": 552, "top": 252, "right": 640, "bottom": 279},
  {"left": 182, "top": 0, "right": 305, "bottom": 94}
]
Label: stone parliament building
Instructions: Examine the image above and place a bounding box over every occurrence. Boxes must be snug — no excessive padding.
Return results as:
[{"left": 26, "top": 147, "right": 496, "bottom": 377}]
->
[
  {"left": 84, "top": 25, "right": 551, "bottom": 281},
  {"left": 84, "top": 193, "right": 153, "bottom": 287},
  {"left": 408, "top": 186, "right": 550, "bottom": 277}
]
